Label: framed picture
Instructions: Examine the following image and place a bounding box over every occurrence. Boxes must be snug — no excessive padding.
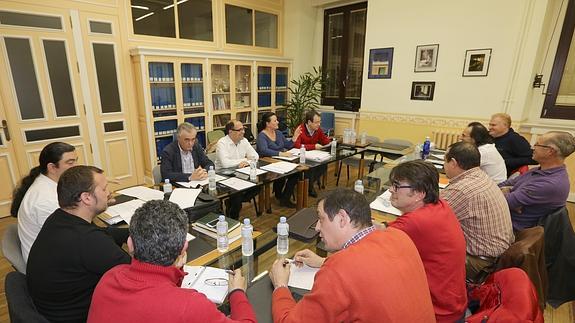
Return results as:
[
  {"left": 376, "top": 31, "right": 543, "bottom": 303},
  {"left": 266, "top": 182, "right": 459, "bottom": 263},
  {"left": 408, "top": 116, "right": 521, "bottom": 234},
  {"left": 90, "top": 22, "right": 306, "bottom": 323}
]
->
[
  {"left": 414, "top": 44, "right": 439, "bottom": 72},
  {"left": 368, "top": 47, "right": 394, "bottom": 79},
  {"left": 463, "top": 48, "right": 492, "bottom": 77},
  {"left": 410, "top": 81, "right": 435, "bottom": 101}
]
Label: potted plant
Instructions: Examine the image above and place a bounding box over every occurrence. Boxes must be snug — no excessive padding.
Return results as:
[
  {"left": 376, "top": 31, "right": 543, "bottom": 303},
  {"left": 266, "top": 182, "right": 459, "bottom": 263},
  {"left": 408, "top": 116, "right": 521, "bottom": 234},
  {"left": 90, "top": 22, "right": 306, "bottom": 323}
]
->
[{"left": 285, "top": 67, "right": 323, "bottom": 132}]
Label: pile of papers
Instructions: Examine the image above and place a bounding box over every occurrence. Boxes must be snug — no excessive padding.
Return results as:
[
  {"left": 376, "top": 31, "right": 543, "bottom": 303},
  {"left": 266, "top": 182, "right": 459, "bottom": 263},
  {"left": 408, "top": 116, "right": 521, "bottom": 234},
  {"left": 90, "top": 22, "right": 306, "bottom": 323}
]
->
[
  {"left": 177, "top": 174, "right": 227, "bottom": 188},
  {"left": 304, "top": 150, "right": 332, "bottom": 162},
  {"left": 117, "top": 186, "right": 164, "bottom": 201},
  {"left": 272, "top": 148, "right": 300, "bottom": 161},
  {"left": 181, "top": 266, "right": 230, "bottom": 304},
  {"left": 369, "top": 190, "right": 402, "bottom": 216},
  {"left": 168, "top": 188, "right": 202, "bottom": 209},
  {"left": 105, "top": 199, "right": 146, "bottom": 225},
  {"left": 191, "top": 213, "right": 242, "bottom": 242},
  {"left": 261, "top": 161, "right": 299, "bottom": 174},
  {"left": 219, "top": 177, "right": 256, "bottom": 190}
]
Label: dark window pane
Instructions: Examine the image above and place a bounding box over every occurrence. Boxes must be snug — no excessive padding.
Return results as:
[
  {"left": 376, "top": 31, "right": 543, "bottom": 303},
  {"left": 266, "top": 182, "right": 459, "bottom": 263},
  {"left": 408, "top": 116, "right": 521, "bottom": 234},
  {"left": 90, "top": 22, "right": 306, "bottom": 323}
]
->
[
  {"left": 89, "top": 21, "right": 112, "bottom": 34},
  {"left": 255, "top": 11, "right": 277, "bottom": 48},
  {"left": 345, "top": 9, "right": 366, "bottom": 99},
  {"left": 131, "top": 0, "right": 175, "bottom": 38},
  {"left": 178, "top": 0, "right": 213, "bottom": 41},
  {"left": 104, "top": 121, "right": 124, "bottom": 132},
  {"left": 25, "top": 126, "right": 80, "bottom": 142},
  {"left": 5, "top": 38, "right": 44, "bottom": 120},
  {"left": 43, "top": 40, "right": 76, "bottom": 117},
  {"left": 93, "top": 43, "right": 121, "bottom": 113},
  {"left": 225, "top": 4, "right": 252, "bottom": 45},
  {"left": 324, "top": 12, "right": 343, "bottom": 99},
  {"left": 0, "top": 11, "right": 62, "bottom": 29}
]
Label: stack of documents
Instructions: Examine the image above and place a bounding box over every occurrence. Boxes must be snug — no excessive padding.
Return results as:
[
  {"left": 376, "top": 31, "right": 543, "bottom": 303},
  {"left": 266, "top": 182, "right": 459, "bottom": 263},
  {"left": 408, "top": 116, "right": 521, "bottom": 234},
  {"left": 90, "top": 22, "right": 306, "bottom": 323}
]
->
[
  {"left": 177, "top": 175, "right": 227, "bottom": 188},
  {"left": 168, "top": 188, "right": 202, "bottom": 209},
  {"left": 219, "top": 177, "right": 256, "bottom": 190},
  {"left": 272, "top": 148, "right": 300, "bottom": 161},
  {"left": 261, "top": 161, "right": 299, "bottom": 174},
  {"left": 369, "top": 190, "right": 402, "bottom": 216},
  {"left": 181, "top": 266, "right": 230, "bottom": 304},
  {"left": 305, "top": 150, "right": 332, "bottom": 162},
  {"left": 117, "top": 186, "right": 165, "bottom": 201},
  {"left": 105, "top": 199, "right": 146, "bottom": 224}
]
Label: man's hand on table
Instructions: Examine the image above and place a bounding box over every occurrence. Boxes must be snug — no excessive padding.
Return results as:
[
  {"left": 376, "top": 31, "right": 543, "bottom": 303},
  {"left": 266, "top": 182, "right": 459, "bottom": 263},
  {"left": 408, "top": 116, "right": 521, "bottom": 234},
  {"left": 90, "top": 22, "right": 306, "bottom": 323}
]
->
[{"left": 189, "top": 167, "right": 208, "bottom": 180}]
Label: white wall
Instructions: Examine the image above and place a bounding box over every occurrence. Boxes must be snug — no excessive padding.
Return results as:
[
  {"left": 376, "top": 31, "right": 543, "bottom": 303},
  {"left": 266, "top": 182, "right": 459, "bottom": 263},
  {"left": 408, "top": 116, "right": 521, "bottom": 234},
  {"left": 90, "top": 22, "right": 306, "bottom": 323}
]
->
[{"left": 284, "top": 0, "right": 322, "bottom": 77}]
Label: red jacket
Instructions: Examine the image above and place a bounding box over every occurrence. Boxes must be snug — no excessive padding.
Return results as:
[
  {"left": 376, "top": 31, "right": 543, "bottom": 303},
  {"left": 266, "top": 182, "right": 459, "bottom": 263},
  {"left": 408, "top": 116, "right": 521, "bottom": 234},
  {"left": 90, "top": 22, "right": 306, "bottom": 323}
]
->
[
  {"left": 293, "top": 123, "right": 331, "bottom": 150},
  {"left": 87, "top": 259, "right": 256, "bottom": 323}
]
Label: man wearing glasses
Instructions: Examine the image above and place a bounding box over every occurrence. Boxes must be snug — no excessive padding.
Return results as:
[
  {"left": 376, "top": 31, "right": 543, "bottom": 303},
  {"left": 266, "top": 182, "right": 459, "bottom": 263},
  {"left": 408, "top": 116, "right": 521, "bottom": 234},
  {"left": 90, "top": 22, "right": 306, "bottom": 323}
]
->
[
  {"left": 215, "top": 120, "right": 260, "bottom": 219},
  {"left": 161, "top": 122, "right": 214, "bottom": 183},
  {"left": 499, "top": 131, "right": 575, "bottom": 231}
]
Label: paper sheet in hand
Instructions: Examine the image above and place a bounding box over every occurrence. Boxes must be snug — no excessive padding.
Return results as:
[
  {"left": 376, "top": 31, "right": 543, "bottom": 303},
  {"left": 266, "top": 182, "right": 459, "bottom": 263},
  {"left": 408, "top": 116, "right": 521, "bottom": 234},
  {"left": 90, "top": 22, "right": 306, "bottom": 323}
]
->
[
  {"left": 181, "top": 265, "right": 229, "bottom": 304},
  {"left": 117, "top": 186, "right": 164, "bottom": 201},
  {"left": 169, "top": 188, "right": 201, "bottom": 209},
  {"left": 288, "top": 261, "right": 319, "bottom": 290},
  {"left": 219, "top": 177, "right": 256, "bottom": 190},
  {"left": 369, "top": 190, "right": 402, "bottom": 216},
  {"left": 261, "top": 161, "right": 298, "bottom": 174},
  {"left": 106, "top": 199, "right": 146, "bottom": 224},
  {"left": 177, "top": 175, "right": 226, "bottom": 188},
  {"left": 235, "top": 167, "right": 267, "bottom": 176}
]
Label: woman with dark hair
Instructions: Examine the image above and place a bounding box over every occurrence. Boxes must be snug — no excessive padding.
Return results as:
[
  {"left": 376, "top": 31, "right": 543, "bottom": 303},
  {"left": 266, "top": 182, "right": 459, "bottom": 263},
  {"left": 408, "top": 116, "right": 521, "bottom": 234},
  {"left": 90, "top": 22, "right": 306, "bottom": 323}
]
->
[
  {"left": 12, "top": 142, "right": 77, "bottom": 262},
  {"left": 256, "top": 112, "right": 301, "bottom": 208},
  {"left": 461, "top": 122, "right": 507, "bottom": 183}
]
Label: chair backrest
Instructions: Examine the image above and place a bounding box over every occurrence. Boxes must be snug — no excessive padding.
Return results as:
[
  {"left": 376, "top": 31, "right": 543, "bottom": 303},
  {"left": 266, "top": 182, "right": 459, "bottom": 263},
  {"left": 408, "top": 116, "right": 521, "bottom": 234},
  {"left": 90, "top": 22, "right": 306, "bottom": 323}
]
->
[
  {"left": 206, "top": 130, "right": 225, "bottom": 145},
  {"left": 5, "top": 271, "right": 49, "bottom": 323},
  {"left": 320, "top": 112, "right": 335, "bottom": 134},
  {"left": 152, "top": 165, "right": 162, "bottom": 185},
  {"left": 2, "top": 224, "right": 26, "bottom": 274}
]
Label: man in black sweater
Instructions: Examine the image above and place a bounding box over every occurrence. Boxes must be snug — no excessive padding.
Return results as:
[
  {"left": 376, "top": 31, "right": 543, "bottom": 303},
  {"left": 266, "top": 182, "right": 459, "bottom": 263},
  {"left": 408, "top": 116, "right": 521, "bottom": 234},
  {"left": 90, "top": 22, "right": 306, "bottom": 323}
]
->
[
  {"left": 488, "top": 113, "right": 537, "bottom": 176},
  {"left": 26, "top": 165, "right": 130, "bottom": 323}
]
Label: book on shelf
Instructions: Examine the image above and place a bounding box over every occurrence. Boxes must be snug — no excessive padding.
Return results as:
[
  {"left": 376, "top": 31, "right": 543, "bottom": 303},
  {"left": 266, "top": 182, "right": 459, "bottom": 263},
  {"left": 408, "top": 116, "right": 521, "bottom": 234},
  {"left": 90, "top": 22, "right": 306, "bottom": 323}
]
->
[{"left": 192, "top": 225, "right": 242, "bottom": 243}]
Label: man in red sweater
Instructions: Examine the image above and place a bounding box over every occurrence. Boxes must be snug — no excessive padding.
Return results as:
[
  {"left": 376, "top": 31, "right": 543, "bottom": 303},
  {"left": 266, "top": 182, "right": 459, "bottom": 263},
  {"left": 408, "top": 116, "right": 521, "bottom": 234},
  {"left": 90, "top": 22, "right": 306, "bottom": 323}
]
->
[
  {"left": 293, "top": 110, "right": 332, "bottom": 197},
  {"left": 387, "top": 160, "right": 467, "bottom": 323},
  {"left": 87, "top": 200, "right": 256, "bottom": 323},
  {"left": 269, "top": 188, "right": 435, "bottom": 323}
]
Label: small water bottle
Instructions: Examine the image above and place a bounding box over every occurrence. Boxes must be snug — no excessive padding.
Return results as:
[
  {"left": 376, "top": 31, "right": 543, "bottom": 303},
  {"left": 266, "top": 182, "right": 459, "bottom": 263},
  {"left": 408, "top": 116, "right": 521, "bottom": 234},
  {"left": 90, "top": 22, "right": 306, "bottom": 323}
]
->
[
  {"left": 216, "top": 215, "right": 229, "bottom": 252},
  {"left": 330, "top": 137, "right": 337, "bottom": 156},
  {"left": 299, "top": 146, "right": 306, "bottom": 163},
  {"left": 350, "top": 130, "right": 357, "bottom": 144},
  {"left": 249, "top": 159, "right": 257, "bottom": 181},
  {"left": 421, "top": 136, "right": 431, "bottom": 160},
  {"left": 343, "top": 129, "right": 350, "bottom": 144},
  {"left": 208, "top": 166, "right": 216, "bottom": 191},
  {"left": 163, "top": 179, "right": 172, "bottom": 193},
  {"left": 354, "top": 179, "right": 364, "bottom": 194},
  {"left": 360, "top": 131, "right": 367, "bottom": 145},
  {"left": 277, "top": 216, "right": 289, "bottom": 255},
  {"left": 241, "top": 219, "right": 253, "bottom": 256}
]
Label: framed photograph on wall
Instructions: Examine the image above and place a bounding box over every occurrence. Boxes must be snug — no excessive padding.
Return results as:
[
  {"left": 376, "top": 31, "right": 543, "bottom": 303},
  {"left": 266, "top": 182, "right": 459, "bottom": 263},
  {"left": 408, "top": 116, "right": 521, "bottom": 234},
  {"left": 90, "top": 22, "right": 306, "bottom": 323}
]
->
[
  {"left": 368, "top": 47, "right": 394, "bottom": 79},
  {"left": 414, "top": 44, "right": 439, "bottom": 72},
  {"left": 410, "top": 81, "right": 435, "bottom": 101},
  {"left": 463, "top": 48, "right": 492, "bottom": 77}
]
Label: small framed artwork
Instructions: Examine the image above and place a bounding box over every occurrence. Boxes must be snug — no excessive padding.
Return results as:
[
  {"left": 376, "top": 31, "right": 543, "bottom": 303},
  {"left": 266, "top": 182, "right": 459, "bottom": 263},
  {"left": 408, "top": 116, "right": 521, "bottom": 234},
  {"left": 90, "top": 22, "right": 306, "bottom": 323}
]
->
[
  {"left": 410, "top": 81, "right": 435, "bottom": 101},
  {"left": 368, "top": 47, "right": 394, "bottom": 79},
  {"left": 463, "top": 48, "right": 492, "bottom": 77},
  {"left": 414, "top": 44, "right": 439, "bottom": 72}
]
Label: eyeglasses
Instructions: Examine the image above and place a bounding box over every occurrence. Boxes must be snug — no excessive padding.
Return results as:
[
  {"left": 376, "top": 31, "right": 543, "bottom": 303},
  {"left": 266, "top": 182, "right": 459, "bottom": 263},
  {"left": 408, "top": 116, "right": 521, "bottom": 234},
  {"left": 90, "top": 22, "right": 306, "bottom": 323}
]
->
[
  {"left": 390, "top": 182, "right": 412, "bottom": 191},
  {"left": 533, "top": 143, "right": 554, "bottom": 150},
  {"left": 230, "top": 127, "right": 245, "bottom": 132}
]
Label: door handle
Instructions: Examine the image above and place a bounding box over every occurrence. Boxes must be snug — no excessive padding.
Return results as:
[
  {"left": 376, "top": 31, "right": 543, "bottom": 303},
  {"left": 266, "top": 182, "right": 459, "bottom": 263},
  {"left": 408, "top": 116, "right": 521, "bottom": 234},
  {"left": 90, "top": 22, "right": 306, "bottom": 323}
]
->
[{"left": 1, "top": 120, "right": 10, "bottom": 141}]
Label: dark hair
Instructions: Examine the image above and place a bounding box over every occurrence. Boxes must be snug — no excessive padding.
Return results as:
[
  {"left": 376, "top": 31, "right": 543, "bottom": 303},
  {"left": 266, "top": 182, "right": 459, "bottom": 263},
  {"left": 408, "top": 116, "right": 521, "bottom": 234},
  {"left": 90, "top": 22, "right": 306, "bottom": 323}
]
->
[
  {"left": 446, "top": 142, "right": 480, "bottom": 170},
  {"left": 305, "top": 110, "right": 320, "bottom": 124},
  {"left": 10, "top": 142, "right": 75, "bottom": 216},
  {"left": 257, "top": 112, "right": 276, "bottom": 133},
  {"left": 318, "top": 188, "right": 372, "bottom": 228},
  {"left": 57, "top": 165, "right": 103, "bottom": 209},
  {"left": 467, "top": 122, "right": 493, "bottom": 146},
  {"left": 130, "top": 200, "right": 188, "bottom": 266},
  {"left": 224, "top": 120, "right": 236, "bottom": 135},
  {"left": 389, "top": 160, "right": 439, "bottom": 204}
]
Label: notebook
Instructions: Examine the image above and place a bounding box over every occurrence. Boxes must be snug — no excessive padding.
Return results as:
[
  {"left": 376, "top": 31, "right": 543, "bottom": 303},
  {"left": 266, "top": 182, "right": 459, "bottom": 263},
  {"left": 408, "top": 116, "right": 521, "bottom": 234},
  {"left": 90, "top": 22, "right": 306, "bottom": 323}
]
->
[{"left": 181, "top": 266, "right": 229, "bottom": 304}]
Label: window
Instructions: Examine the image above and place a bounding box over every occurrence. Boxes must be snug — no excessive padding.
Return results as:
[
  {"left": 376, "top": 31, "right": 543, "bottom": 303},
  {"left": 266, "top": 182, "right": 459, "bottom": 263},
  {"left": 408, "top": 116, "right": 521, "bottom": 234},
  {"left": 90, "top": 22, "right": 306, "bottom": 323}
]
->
[
  {"left": 321, "top": 2, "right": 367, "bottom": 110},
  {"left": 225, "top": 4, "right": 278, "bottom": 48},
  {"left": 541, "top": 0, "right": 575, "bottom": 120}
]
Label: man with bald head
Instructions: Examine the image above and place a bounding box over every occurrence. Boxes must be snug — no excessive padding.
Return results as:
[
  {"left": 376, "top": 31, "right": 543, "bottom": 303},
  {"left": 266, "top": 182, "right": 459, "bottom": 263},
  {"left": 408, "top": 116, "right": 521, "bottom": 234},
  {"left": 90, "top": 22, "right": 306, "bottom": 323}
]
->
[
  {"left": 489, "top": 113, "right": 536, "bottom": 176},
  {"left": 499, "top": 131, "right": 575, "bottom": 230}
]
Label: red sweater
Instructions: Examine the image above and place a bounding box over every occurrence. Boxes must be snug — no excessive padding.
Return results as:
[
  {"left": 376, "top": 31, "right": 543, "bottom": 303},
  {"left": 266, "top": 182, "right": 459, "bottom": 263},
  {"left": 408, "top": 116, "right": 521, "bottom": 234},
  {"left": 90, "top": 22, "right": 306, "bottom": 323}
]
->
[
  {"left": 293, "top": 123, "right": 331, "bottom": 150},
  {"left": 389, "top": 199, "right": 467, "bottom": 323},
  {"left": 87, "top": 259, "right": 256, "bottom": 323},
  {"left": 272, "top": 228, "right": 435, "bottom": 323}
]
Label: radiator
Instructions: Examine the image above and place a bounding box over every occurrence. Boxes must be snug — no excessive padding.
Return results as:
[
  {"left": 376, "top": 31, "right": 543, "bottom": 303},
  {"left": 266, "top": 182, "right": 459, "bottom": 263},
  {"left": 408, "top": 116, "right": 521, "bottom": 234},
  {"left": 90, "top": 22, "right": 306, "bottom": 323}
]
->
[{"left": 432, "top": 130, "right": 460, "bottom": 150}]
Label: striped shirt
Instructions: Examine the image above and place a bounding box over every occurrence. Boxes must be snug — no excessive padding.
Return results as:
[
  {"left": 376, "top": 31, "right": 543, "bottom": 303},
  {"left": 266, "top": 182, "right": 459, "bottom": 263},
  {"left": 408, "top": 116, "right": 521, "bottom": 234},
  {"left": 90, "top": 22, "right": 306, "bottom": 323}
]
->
[
  {"left": 342, "top": 226, "right": 375, "bottom": 249},
  {"left": 179, "top": 144, "right": 194, "bottom": 174},
  {"left": 441, "top": 167, "right": 514, "bottom": 257}
]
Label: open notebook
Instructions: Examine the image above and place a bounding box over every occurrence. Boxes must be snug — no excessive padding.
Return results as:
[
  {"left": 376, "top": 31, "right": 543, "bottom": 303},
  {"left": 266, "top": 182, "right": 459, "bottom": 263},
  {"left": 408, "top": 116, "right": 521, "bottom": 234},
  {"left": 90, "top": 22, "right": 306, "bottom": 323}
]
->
[{"left": 181, "top": 266, "right": 229, "bottom": 304}]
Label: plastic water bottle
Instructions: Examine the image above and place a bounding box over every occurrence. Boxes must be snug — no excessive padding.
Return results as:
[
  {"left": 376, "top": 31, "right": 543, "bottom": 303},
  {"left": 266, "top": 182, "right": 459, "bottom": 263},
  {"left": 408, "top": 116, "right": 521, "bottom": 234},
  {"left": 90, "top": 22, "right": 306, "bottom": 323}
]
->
[
  {"left": 277, "top": 217, "right": 289, "bottom": 255},
  {"left": 241, "top": 218, "right": 253, "bottom": 256},
  {"left": 354, "top": 179, "right": 364, "bottom": 194},
  {"left": 343, "top": 129, "right": 350, "bottom": 144},
  {"left": 249, "top": 159, "right": 257, "bottom": 181},
  {"left": 216, "top": 215, "right": 229, "bottom": 252},
  {"left": 421, "top": 136, "right": 431, "bottom": 160},
  {"left": 163, "top": 179, "right": 172, "bottom": 193},
  {"left": 360, "top": 131, "right": 367, "bottom": 145},
  {"left": 330, "top": 137, "right": 337, "bottom": 156},
  {"left": 350, "top": 130, "right": 357, "bottom": 144},
  {"left": 299, "top": 146, "right": 306, "bottom": 163},
  {"left": 208, "top": 166, "right": 216, "bottom": 191}
]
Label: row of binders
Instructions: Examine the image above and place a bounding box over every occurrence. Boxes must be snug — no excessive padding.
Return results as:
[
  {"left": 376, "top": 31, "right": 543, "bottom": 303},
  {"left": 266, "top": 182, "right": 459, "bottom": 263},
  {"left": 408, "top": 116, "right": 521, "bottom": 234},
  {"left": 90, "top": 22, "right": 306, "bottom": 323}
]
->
[
  {"left": 183, "top": 84, "right": 204, "bottom": 107},
  {"left": 151, "top": 86, "right": 176, "bottom": 110},
  {"left": 149, "top": 63, "right": 174, "bottom": 82}
]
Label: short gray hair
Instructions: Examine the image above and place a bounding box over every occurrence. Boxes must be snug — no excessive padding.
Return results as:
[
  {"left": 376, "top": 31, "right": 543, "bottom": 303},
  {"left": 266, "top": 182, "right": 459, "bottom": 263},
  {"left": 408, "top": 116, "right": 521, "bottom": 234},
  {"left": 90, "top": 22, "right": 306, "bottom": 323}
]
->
[
  {"left": 544, "top": 131, "right": 575, "bottom": 158},
  {"left": 177, "top": 122, "right": 196, "bottom": 138},
  {"left": 130, "top": 200, "right": 188, "bottom": 266}
]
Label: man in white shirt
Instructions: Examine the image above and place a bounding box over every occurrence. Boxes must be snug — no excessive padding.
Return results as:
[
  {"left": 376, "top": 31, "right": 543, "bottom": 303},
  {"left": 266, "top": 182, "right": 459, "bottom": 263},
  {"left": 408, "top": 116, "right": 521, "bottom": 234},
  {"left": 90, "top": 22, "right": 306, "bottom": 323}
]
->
[
  {"left": 11, "top": 142, "right": 78, "bottom": 263},
  {"left": 215, "top": 120, "right": 260, "bottom": 219}
]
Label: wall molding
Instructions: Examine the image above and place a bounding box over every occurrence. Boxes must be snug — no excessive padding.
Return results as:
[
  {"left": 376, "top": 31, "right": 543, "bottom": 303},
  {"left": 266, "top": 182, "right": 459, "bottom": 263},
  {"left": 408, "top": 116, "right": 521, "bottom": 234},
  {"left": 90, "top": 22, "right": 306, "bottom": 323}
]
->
[{"left": 359, "top": 111, "right": 485, "bottom": 129}]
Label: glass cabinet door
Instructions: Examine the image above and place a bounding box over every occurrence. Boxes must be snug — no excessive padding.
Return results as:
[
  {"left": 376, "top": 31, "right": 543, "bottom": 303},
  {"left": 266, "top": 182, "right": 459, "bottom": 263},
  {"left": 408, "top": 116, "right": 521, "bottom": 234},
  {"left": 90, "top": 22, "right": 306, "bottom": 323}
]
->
[
  {"left": 257, "top": 66, "right": 272, "bottom": 109},
  {"left": 275, "top": 67, "right": 288, "bottom": 107},
  {"left": 211, "top": 64, "right": 230, "bottom": 111},
  {"left": 234, "top": 65, "right": 251, "bottom": 109},
  {"left": 181, "top": 63, "right": 204, "bottom": 115}
]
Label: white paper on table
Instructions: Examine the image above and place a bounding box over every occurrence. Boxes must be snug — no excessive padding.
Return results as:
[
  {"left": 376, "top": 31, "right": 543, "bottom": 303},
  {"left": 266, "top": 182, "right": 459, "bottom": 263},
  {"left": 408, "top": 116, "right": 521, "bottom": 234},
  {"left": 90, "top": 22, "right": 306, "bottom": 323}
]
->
[
  {"left": 235, "top": 167, "right": 267, "bottom": 176},
  {"left": 369, "top": 190, "right": 402, "bottom": 216},
  {"left": 272, "top": 155, "right": 299, "bottom": 161},
  {"left": 261, "top": 161, "right": 298, "bottom": 174},
  {"left": 181, "top": 266, "right": 229, "bottom": 304},
  {"left": 186, "top": 233, "right": 196, "bottom": 241},
  {"left": 305, "top": 150, "right": 332, "bottom": 162},
  {"left": 219, "top": 177, "right": 256, "bottom": 190},
  {"left": 177, "top": 175, "right": 227, "bottom": 188},
  {"left": 117, "top": 186, "right": 164, "bottom": 201},
  {"left": 288, "top": 261, "right": 319, "bottom": 290},
  {"left": 431, "top": 153, "right": 445, "bottom": 160},
  {"left": 106, "top": 199, "right": 146, "bottom": 224},
  {"left": 169, "top": 188, "right": 201, "bottom": 209},
  {"left": 287, "top": 148, "right": 300, "bottom": 155}
]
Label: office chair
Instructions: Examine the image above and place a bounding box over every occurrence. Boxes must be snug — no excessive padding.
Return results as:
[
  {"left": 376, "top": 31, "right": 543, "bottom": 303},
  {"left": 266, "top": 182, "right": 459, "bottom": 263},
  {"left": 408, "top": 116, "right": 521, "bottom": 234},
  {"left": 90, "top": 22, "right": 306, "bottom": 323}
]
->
[
  {"left": 2, "top": 224, "right": 26, "bottom": 274},
  {"left": 206, "top": 130, "right": 225, "bottom": 153},
  {"left": 336, "top": 135, "right": 381, "bottom": 185},
  {"left": 320, "top": 112, "right": 335, "bottom": 137},
  {"left": 152, "top": 165, "right": 162, "bottom": 185},
  {"left": 5, "top": 271, "right": 49, "bottom": 323}
]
